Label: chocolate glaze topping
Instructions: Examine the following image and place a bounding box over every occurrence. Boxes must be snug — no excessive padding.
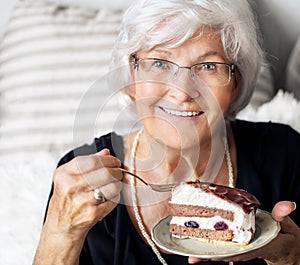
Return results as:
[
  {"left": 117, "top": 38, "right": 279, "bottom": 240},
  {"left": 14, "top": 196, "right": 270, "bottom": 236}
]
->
[{"left": 183, "top": 181, "right": 261, "bottom": 214}]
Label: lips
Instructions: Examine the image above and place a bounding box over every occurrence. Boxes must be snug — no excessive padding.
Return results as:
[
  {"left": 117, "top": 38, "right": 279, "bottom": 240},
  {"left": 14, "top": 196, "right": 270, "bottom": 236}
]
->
[{"left": 160, "top": 107, "right": 204, "bottom": 117}]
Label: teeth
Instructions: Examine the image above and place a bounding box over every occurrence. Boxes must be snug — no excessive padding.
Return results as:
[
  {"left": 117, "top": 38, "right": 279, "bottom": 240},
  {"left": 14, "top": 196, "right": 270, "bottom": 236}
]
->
[{"left": 163, "top": 108, "right": 202, "bottom": 117}]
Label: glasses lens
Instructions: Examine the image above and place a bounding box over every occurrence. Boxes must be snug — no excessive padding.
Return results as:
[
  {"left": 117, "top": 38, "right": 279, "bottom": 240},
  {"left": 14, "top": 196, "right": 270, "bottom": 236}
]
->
[
  {"left": 192, "top": 63, "right": 231, "bottom": 86},
  {"left": 136, "top": 59, "right": 177, "bottom": 82}
]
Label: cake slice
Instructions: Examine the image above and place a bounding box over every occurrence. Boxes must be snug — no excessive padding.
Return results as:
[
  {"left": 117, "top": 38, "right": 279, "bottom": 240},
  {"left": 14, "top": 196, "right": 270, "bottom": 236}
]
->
[{"left": 169, "top": 181, "right": 260, "bottom": 245}]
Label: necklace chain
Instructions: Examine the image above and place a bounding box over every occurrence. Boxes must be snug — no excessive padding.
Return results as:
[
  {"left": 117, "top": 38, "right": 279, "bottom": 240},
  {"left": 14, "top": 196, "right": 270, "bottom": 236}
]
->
[
  {"left": 129, "top": 129, "right": 168, "bottom": 265},
  {"left": 129, "top": 128, "right": 234, "bottom": 265}
]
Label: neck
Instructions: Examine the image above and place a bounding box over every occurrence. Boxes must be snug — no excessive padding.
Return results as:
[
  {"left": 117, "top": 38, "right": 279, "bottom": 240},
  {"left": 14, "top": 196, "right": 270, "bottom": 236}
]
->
[
  {"left": 133, "top": 129, "right": 215, "bottom": 184},
  {"left": 131, "top": 121, "right": 235, "bottom": 186}
]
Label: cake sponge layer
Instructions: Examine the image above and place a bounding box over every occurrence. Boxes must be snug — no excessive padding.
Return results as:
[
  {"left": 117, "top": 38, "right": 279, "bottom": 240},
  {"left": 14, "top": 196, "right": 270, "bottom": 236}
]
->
[
  {"left": 169, "top": 204, "right": 234, "bottom": 221},
  {"left": 170, "top": 224, "right": 233, "bottom": 241}
]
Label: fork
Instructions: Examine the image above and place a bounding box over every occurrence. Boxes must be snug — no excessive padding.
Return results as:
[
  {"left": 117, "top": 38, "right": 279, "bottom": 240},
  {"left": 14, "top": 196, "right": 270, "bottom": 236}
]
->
[{"left": 119, "top": 168, "right": 175, "bottom": 192}]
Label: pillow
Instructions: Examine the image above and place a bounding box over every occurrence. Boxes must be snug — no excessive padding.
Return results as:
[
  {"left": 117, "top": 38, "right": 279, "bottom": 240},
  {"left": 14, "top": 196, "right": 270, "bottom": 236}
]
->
[
  {"left": 238, "top": 89, "right": 300, "bottom": 133},
  {"left": 0, "top": 0, "right": 128, "bottom": 161},
  {"left": 0, "top": 153, "right": 55, "bottom": 264},
  {"left": 286, "top": 36, "right": 300, "bottom": 100}
]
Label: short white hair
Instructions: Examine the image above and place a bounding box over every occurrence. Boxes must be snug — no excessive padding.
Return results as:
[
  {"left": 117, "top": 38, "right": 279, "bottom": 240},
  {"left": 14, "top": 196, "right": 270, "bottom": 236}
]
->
[{"left": 111, "top": 0, "right": 264, "bottom": 119}]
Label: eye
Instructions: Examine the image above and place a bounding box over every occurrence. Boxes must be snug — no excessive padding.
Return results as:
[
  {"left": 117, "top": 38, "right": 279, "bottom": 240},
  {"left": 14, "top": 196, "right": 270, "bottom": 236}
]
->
[
  {"left": 203, "top": 63, "right": 217, "bottom": 71},
  {"left": 194, "top": 63, "right": 217, "bottom": 72},
  {"left": 152, "top": 59, "right": 171, "bottom": 71}
]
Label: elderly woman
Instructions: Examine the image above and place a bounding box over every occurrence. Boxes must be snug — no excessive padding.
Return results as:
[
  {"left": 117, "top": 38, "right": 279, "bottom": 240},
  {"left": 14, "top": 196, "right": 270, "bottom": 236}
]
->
[{"left": 33, "top": 0, "right": 300, "bottom": 264}]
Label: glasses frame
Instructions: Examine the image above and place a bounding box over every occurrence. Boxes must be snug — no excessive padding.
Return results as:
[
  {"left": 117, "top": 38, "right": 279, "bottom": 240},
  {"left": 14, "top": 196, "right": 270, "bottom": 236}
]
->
[{"left": 131, "top": 54, "right": 236, "bottom": 86}]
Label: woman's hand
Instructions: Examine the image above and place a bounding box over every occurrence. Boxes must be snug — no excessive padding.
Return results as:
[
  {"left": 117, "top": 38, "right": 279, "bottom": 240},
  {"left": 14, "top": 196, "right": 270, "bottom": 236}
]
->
[
  {"left": 33, "top": 149, "right": 123, "bottom": 265},
  {"left": 188, "top": 201, "right": 300, "bottom": 265},
  {"left": 46, "top": 148, "right": 122, "bottom": 235}
]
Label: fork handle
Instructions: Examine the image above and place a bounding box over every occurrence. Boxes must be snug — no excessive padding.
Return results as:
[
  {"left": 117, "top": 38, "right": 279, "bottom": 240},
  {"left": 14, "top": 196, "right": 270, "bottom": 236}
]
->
[{"left": 119, "top": 168, "right": 149, "bottom": 187}]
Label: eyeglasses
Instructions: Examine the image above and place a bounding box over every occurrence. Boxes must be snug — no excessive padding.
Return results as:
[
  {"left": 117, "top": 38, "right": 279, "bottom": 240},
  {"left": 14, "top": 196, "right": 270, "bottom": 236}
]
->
[{"left": 132, "top": 55, "right": 236, "bottom": 87}]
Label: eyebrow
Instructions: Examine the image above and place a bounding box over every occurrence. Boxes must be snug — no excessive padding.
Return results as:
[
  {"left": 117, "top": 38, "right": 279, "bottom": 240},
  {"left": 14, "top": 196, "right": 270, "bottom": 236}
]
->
[
  {"left": 151, "top": 49, "right": 223, "bottom": 61},
  {"left": 150, "top": 49, "right": 172, "bottom": 56},
  {"left": 195, "top": 51, "right": 220, "bottom": 61}
]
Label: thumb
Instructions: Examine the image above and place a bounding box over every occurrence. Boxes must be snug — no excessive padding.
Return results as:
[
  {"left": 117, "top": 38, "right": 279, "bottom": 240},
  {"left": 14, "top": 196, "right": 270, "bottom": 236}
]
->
[
  {"left": 98, "top": 148, "right": 111, "bottom": 156},
  {"left": 272, "top": 201, "right": 297, "bottom": 222}
]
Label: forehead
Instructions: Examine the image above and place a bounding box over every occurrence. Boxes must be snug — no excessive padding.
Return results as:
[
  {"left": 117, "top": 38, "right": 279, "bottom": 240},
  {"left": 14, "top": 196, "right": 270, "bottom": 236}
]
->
[{"left": 138, "top": 29, "right": 226, "bottom": 61}]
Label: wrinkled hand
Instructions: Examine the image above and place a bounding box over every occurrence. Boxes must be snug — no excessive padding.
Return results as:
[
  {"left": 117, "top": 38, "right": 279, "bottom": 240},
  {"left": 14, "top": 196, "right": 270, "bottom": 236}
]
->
[
  {"left": 45, "top": 148, "right": 123, "bottom": 238},
  {"left": 188, "top": 201, "right": 300, "bottom": 265}
]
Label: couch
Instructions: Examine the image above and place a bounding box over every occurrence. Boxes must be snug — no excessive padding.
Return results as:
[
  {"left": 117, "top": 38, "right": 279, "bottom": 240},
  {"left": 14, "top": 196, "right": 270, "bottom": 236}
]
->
[{"left": 0, "top": 1, "right": 299, "bottom": 264}]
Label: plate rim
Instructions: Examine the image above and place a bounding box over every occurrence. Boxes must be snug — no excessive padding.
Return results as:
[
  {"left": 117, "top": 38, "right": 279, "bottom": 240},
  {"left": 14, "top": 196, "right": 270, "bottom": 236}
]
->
[{"left": 151, "top": 209, "right": 280, "bottom": 259}]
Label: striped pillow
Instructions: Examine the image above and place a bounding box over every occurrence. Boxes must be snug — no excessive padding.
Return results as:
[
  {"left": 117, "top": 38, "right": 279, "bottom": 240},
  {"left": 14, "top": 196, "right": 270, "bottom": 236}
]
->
[{"left": 0, "top": 0, "right": 129, "bottom": 160}]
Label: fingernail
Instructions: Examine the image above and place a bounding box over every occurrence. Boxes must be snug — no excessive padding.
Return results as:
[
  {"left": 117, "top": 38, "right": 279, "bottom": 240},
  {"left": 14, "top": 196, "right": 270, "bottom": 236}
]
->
[{"left": 292, "top": 202, "right": 297, "bottom": 211}]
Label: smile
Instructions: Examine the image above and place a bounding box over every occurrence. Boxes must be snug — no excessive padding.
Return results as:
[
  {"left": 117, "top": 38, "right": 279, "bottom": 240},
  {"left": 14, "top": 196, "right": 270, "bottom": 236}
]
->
[{"left": 160, "top": 107, "right": 204, "bottom": 117}]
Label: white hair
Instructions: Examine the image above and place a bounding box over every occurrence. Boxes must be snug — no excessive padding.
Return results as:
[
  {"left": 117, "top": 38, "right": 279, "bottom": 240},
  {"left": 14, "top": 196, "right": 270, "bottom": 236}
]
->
[{"left": 110, "top": 0, "right": 264, "bottom": 119}]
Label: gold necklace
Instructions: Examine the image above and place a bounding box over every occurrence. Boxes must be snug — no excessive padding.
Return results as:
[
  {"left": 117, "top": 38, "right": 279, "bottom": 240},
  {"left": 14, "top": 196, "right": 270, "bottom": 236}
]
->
[{"left": 129, "top": 128, "right": 234, "bottom": 265}]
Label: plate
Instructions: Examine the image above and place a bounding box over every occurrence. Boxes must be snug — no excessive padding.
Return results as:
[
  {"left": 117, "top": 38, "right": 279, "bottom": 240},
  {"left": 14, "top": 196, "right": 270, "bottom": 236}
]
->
[{"left": 151, "top": 209, "right": 280, "bottom": 259}]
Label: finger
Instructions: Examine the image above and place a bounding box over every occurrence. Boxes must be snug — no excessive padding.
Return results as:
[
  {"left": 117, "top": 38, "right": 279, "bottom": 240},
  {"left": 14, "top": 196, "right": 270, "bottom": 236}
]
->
[
  {"left": 292, "top": 201, "right": 297, "bottom": 211},
  {"left": 95, "top": 194, "right": 120, "bottom": 221},
  {"left": 62, "top": 153, "right": 121, "bottom": 174},
  {"left": 272, "top": 201, "right": 297, "bottom": 222},
  {"left": 82, "top": 153, "right": 121, "bottom": 170},
  {"left": 53, "top": 167, "right": 88, "bottom": 197},
  {"left": 98, "top": 148, "right": 110, "bottom": 156},
  {"left": 73, "top": 185, "right": 119, "bottom": 219},
  {"left": 272, "top": 201, "right": 299, "bottom": 235},
  {"left": 83, "top": 167, "right": 123, "bottom": 189},
  {"left": 70, "top": 191, "right": 119, "bottom": 226},
  {"left": 93, "top": 181, "right": 122, "bottom": 203},
  {"left": 188, "top": 257, "right": 207, "bottom": 263}
]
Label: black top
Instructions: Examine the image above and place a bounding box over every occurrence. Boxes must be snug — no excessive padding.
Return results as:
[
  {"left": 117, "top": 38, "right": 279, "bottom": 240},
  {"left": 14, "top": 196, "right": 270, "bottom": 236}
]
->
[{"left": 48, "top": 120, "right": 300, "bottom": 265}]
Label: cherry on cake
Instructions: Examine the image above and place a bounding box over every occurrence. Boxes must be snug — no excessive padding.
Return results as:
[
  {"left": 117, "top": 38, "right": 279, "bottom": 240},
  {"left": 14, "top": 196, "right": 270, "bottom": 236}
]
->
[{"left": 169, "top": 181, "right": 260, "bottom": 245}]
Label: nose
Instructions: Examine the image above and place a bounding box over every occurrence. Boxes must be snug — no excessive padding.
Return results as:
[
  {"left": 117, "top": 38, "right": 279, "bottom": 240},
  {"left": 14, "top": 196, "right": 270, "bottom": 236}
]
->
[
  {"left": 169, "top": 68, "right": 200, "bottom": 100},
  {"left": 168, "top": 87, "right": 193, "bottom": 102}
]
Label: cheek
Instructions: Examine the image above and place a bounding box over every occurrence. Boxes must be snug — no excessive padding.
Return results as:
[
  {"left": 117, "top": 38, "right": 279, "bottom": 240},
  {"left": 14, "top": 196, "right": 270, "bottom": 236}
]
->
[
  {"left": 210, "top": 85, "right": 235, "bottom": 114},
  {"left": 134, "top": 83, "right": 166, "bottom": 113},
  {"left": 134, "top": 82, "right": 166, "bottom": 98}
]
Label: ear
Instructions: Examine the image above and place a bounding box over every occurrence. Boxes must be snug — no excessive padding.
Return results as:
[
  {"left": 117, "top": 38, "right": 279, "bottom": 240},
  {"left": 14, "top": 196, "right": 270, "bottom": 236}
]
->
[
  {"left": 127, "top": 54, "right": 138, "bottom": 99},
  {"left": 229, "top": 72, "right": 241, "bottom": 104},
  {"left": 126, "top": 84, "right": 136, "bottom": 99}
]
